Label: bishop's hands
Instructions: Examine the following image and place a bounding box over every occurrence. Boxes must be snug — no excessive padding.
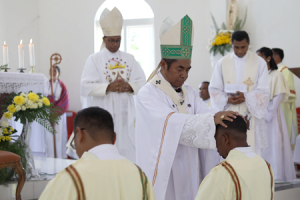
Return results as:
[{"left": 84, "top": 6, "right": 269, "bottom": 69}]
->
[
  {"left": 106, "top": 74, "right": 133, "bottom": 93},
  {"left": 214, "top": 111, "right": 238, "bottom": 128},
  {"left": 228, "top": 91, "right": 245, "bottom": 105}
]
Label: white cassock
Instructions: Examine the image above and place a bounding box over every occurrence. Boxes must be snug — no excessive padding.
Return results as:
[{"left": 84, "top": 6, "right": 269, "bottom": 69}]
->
[
  {"left": 136, "top": 72, "right": 217, "bottom": 200},
  {"left": 262, "top": 70, "right": 296, "bottom": 182},
  {"left": 294, "top": 134, "right": 300, "bottom": 164},
  {"left": 80, "top": 47, "right": 146, "bottom": 162},
  {"left": 209, "top": 51, "right": 270, "bottom": 154},
  {"left": 199, "top": 98, "right": 221, "bottom": 179},
  {"left": 46, "top": 80, "right": 68, "bottom": 158}
]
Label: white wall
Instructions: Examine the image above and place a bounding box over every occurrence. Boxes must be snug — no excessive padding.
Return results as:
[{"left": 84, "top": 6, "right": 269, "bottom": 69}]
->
[{"left": 1, "top": 0, "right": 300, "bottom": 111}]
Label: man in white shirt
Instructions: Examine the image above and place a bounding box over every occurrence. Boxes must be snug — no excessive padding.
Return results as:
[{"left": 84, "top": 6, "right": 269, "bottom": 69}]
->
[
  {"left": 40, "top": 107, "right": 155, "bottom": 200},
  {"left": 209, "top": 30, "right": 270, "bottom": 154},
  {"left": 195, "top": 115, "right": 274, "bottom": 200},
  {"left": 199, "top": 81, "right": 210, "bottom": 106},
  {"left": 77, "top": 7, "right": 146, "bottom": 162}
]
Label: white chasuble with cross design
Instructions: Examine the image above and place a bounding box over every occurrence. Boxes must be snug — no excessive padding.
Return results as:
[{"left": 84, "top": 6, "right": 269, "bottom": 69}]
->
[
  {"left": 136, "top": 72, "right": 217, "bottom": 200},
  {"left": 209, "top": 51, "right": 270, "bottom": 153},
  {"left": 79, "top": 47, "right": 146, "bottom": 163}
]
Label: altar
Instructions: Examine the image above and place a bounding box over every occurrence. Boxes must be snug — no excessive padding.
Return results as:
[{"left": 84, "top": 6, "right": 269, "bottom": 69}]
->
[{"left": 0, "top": 72, "right": 50, "bottom": 157}]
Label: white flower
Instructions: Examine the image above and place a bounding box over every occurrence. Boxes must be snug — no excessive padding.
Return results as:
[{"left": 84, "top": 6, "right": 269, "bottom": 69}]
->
[
  {"left": 38, "top": 102, "right": 43, "bottom": 108},
  {"left": 38, "top": 99, "right": 43, "bottom": 103},
  {"left": 0, "top": 128, "right": 3, "bottom": 137},
  {"left": 24, "top": 98, "right": 28, "bottom": 102},
  {"left": 27, "top": 100, "right": 33, "bottom": 106},
  {"left": 20, "top": 92, "right": 27, "bottom": 97},
  {"left": 0, "top": 121, "right": 10, "bottom": 128},
  {"left": 33, "top": 104, "right": 38, "bottom": 109},
  {"left": 22, "top": 106, "right": 26, "bottom": 111},
  {"left": 15, "top": 105, "right": 21, "bottom": 111}
]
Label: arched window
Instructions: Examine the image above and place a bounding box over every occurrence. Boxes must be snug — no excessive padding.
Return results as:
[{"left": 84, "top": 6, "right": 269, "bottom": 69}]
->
[{"left": 94, "top": 0, "right": 155, "bottom": 77}]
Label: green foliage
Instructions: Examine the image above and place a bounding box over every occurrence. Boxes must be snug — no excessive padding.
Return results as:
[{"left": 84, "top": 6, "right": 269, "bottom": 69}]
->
[
  {"left": 210, "top": 43, "right": 232, "bottom": 56},
  {"left": 0, "top": 140, "right": 28, "bottom": 185},
  {"left": 0, "top": 64, "right": 8, "bottom": 71},
  {"left": 210, "top": 13, "right": 219, "bottom": 33}
]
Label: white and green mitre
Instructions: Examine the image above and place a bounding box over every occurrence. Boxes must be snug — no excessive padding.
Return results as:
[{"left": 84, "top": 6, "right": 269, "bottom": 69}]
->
[
  {"left": 147, "top": 15, "right": 194, "bottom": 81},
  {"left": 160, "top": 15, "right": 194, "bottom": 60}
]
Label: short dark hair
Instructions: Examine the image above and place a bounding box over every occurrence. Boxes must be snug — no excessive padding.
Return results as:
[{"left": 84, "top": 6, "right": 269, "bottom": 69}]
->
[
  {"left": 231, "top": 30, "right": 250, "bottom": 43},
  {"left": 256, "top": 47, "right": 278, "bottom": 71},
  {"left": 216, "top": 115, "right": 247, "bottom": 141},
  {"left": 73, "top": 107, "right": 114, "bottom": 142},
  {"left": 163, "top": 59, "right": 177, "bottom": 70},
  {"left": 49, "top": 66, "right": 61, "bottom": 75},
  {"left": 272, "top": 48, "right": 284, "bottom": 60},
  {"left": 202, "top": 81, "right": 210, "bottom": 85}
]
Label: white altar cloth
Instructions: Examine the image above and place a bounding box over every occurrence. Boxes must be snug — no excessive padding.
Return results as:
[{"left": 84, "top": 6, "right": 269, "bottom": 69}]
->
[{"left": 0, "top": 72, "right": 50, "bottom": 157}]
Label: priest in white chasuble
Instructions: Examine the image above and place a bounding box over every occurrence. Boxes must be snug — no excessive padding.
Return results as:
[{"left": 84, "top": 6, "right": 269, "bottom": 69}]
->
[
  {"left": 272, "top": 48, "right": 298, "bottom": 148},
  {"left": 195, "top": 116, "right": 274, "bottom": 200},
  {"left": 209, "top": 31, "right": 270, "bottom": 155},
  {"left": 135, "top": 16, "right": 237, "bottom": 200},
  {"left": 80, "top": 7, "right": 146, "bottom": 163},
  {"left": 257, "top": 47, "right": 296, "bottom": 182},
  {"left": 40, "top": 107, "right": 156, "bottom": 200}
]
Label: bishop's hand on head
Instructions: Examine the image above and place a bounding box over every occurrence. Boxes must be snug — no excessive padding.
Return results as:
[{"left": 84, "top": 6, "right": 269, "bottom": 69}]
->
[{"left": 214, "top": 111, "right": 238, "bottom": 128}]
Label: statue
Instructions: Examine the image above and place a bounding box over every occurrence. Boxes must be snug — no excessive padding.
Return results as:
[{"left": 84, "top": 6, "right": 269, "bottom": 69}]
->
[{"left": 227, "top": 0, "right": 239, "bottom": 30}]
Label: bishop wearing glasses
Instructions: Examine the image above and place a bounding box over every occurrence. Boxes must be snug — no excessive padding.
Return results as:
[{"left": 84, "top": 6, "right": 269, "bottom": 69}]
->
[{"left": 78, "top": 7, "right": 146, "bottom": 163}]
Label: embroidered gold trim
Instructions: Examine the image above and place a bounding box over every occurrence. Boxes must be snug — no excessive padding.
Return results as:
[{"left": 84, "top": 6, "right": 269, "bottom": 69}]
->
[
  {"left": 280, "top": 66, "right": 288, "bottom": 72},
  {"left": 152, "top": 112, "right": 175, "bottom": 186},
  {"left": 265, "top": 161, "right": 274, "bottom": 200}
]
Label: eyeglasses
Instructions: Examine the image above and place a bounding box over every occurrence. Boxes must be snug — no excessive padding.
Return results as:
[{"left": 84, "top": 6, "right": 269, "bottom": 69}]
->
[
  {"left": 105, "top": 38, "right": 121, "bottom": 44},
  {"left": 70, "top": 128, "right": 85, "bottom": 149}
]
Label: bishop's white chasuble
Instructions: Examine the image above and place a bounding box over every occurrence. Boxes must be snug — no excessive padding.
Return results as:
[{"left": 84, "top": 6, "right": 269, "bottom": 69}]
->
[
  {"left": 209, "top": 51, "right": 270, "bottom": 153},
  {"left": 136, "top": 72, "right": 217, "bottom": 200},
  {"left": 195, "top": 148, "right": 274, "bottom": 200},
  {"left": 80, "top": 47, "right": 146, "bottom": 162}
]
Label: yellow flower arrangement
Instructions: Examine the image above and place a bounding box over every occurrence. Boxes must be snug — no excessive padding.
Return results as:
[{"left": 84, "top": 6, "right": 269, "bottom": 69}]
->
[
  {"left": 42, "top": 97, "right": 50, "bottom": 106},
  {"left": 0, "top": 122, "right": 17, "bottom": 143},
  {"left": 13, "top": 96, "right": 25, "bottom": 106},
  {"left": 3, "top": 112, "right": 12, "bottom": 119},
  {"left": 2, "top": 91, "right": 61, "bottom": 134},
  {"left": 7, "top": 104, "right": 16, "bottom": 113},
  {"left": 28, "top": 92, "right": 39, "bottom": 102},
  {"left": 210, "top": 31, "right": 233, "bottom": 56}
]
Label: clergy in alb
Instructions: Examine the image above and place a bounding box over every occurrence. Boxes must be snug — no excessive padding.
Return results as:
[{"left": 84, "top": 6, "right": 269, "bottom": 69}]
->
[
  {"left": 195, "top": 116, "right": 274, "bottom": 200},
  {"left": 135, "top": 15, "right": 237, "bottom": 200},
  {"left": 272, "top": 48, "right": 298, "bottom": 148},
  {"left": 257, "top": 47, "right": 296, "bottom": 182},
  {"left": 79, "top": 7, "right": 146, "bottom": 162},
  {"left": 40, "top": 107, "right": 155, "bottom": 200},
  {"left": 198, "top": 81, "right": 221, "bottom": 178},
  {"left": 209, "top": 30, "right": 270, "bottom": 155}
]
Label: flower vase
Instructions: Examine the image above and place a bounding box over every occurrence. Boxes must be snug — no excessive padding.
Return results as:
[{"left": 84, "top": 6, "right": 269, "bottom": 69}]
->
[
  {"left": 210, "top": 49, "right": 233, "bottom": 68},
  {"left": 17, "top": 121, "right": 40, "bottom": 180}
]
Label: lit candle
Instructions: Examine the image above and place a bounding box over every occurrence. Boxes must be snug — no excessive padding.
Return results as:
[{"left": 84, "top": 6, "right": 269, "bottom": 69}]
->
[
  {"left": 29, "top": 39, "right": 35, "bottom": 67},
  {"left": 3, "top": 41, "right": 8, "bottom": 66},
  {"left": 18, "top": 40, "right": 24, "bottom": 69}
]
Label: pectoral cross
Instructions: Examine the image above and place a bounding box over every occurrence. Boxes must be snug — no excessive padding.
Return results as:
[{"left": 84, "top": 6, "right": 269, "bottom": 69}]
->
[{"left": 243, "top": 77, "right": 254, "bottom": 92}]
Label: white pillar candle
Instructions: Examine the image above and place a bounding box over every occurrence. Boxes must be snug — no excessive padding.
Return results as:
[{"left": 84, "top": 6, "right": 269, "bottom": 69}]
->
[
  {"left": 18, "top": 40, "right": 24, "bottom": 69},
  {"left": 29, "top": 39, "right": 35, "bottom": 67},
  {"left": 3, "top": 41, "right": 8, "bottom": 66}
]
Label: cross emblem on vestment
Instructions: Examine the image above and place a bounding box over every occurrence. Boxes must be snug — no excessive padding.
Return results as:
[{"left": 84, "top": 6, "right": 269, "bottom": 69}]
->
[
  {"left": 180, "top": 100, "right": 184, "bottom": 105},
  {"left": 243, "top": 77, "right": 254, "bottom": 92},
  {"left": 156, "top": 80, "right": 161, "bottom": 84}
]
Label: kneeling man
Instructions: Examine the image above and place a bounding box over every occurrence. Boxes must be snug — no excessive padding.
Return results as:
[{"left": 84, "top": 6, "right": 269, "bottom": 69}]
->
[
  {"left": 40, "top": 107, "right": 155, "bottom": 200},
  {"left": 195, "top": 116, "right": 274, "bottom": 200}
]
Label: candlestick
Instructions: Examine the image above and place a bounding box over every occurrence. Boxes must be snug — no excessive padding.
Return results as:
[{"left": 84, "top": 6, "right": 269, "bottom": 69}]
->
[
  {"left": 18, "top": 40, "right": 26, "bottom": 73},
  {"left": 29, "top": 39, "right": 35, "bottom": 73},
  {"left": 3, "top": 41, "right": 8, "bottom": 66}
]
